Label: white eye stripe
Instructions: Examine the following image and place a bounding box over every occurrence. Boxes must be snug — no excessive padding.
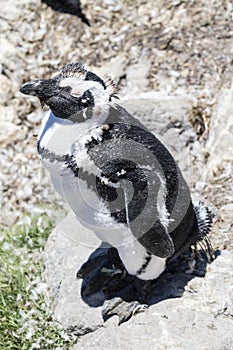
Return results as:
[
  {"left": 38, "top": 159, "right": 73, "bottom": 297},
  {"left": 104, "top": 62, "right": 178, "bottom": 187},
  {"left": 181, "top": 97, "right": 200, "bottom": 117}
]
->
[
  {"left": 59, "top": 76, "right": 112, "bottom": 106},
  {"left": 59, "top": 77, "right": 79, "bottom": 88},
  {"left": 59, "top": 77, "right": 104, "bottom": 99},
  {"left": 71, "top": 89, "right": 82, "bottom": 97},
  {"left": 60, "top": 78, "right": 82, "bottom": 96}
]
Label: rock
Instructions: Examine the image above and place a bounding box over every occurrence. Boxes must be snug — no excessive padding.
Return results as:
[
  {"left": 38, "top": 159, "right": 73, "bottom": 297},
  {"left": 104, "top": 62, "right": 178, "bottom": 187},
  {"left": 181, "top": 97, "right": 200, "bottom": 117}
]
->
[
  {"left": 122, "top": 57, "right": 151, "bottom": 94},
  {"left": 74, "top": 304, "right": 233, "bottom": 349},
  {"left": 121, "top": 92, "right": 194, "bottom": 130},
  {"left": 0, "top": 0, "right": 22, "bottom": 21},
  {"left": 0, "top": 74, "right": 13, "bottom": 103},
  {"left": 0, "top": 105, "right": 18, "bottom": 123},
  {"left": 0, "top": 38, "right": 19, "bottom": 67},
  {"left": 205, "top": 81, "right": 233, "bottom": 179},
  {"left": 43, "top": 211, "right": 104, "bottom": 334},
  {"left": 184, "top": 250, "right": 233, "bottom": 317},
  {"left": 72, "top": 302, "right": 233, "bottom": 350},
  {"left": 0, "top": 122, "right": 26, "bottom": 145},
  {"left": 43, "top": 211, "right": 233, "bottom": 349},
  {"left": 26, "top": 112, "right": 43, "bottom": 123},
  {"left": 95, "top": 54, "right": 127, "bottom": 82}
]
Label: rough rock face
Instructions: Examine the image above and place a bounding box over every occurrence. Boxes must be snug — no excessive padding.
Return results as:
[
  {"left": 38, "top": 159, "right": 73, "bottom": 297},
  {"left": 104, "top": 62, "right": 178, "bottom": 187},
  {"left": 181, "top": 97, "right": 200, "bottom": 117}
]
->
[
  {"left": 72, "top": 299, "right": 233, "bottom": 350},
  {"left": 43, "top": 211, "right": 233, "bottom": 349}
]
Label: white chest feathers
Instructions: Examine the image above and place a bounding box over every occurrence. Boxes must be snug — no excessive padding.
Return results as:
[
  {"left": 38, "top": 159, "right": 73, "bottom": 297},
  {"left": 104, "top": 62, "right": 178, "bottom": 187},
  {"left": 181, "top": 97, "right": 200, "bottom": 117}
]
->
[{"left": 37, "top": 109, "right": 122, "bottom": 229}]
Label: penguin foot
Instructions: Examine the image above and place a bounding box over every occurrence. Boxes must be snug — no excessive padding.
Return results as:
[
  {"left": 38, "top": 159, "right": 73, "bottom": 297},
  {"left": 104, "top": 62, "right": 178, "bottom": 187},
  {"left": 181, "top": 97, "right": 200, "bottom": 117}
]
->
[
  {"left": 102, "top": 274, "right": 151, "bottom": 324},
  {"left": 102, "top": 297, "right": 148, "bottom": 325}
]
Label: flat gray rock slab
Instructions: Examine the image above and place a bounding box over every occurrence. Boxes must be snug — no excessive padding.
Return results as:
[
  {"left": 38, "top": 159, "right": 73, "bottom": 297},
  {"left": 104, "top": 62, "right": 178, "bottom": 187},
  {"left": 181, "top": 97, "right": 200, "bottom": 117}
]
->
[
  {"left": 72, "top": 300, "right": 233, "bottom": 350},
  {"left": 43, "top": 211, "right": 104, "bottom": 334},
  {"left": 43, "top": 211, "right": 233, "bottom": 349},
  {"left": 204, "top": 82, "right": 233, "bottom": 179}
]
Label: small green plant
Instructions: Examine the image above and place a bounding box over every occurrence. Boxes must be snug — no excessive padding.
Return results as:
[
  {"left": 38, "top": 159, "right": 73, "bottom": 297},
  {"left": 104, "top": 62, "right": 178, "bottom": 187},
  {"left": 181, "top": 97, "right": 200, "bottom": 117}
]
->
[{"left": 0, "top": 214, "right": 77, "bottom": 350}]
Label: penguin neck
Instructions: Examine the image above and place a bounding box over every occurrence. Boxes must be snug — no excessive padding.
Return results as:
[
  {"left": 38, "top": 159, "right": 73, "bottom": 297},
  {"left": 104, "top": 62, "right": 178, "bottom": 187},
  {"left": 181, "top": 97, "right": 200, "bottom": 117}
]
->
[{"left": 37, "top": 107, "right": 109, "bottom": 156}]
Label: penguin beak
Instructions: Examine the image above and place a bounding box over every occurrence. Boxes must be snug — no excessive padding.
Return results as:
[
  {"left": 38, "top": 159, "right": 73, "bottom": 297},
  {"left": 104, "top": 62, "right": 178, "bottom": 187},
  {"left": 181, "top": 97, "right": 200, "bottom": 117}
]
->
[{"left": 19, "top": 79, "right": 58, "bottom": 100}]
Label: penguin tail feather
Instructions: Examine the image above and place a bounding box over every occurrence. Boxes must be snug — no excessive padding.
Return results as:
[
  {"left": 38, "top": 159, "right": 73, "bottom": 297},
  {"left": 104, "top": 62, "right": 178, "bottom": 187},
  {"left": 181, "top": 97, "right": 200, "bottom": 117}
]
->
[
  {"left": 193, "top": 202, "right": 214, "bottom": 261},
  {"left": 194, "top": 202, "right": 213, "bottom": 237}
]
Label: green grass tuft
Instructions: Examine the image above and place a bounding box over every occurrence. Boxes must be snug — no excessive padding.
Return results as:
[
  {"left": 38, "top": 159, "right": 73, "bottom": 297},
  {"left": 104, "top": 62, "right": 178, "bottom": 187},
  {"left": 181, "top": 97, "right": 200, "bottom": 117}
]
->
[{"left": 0, "top": 214, "right": 77, "bottom": 350}]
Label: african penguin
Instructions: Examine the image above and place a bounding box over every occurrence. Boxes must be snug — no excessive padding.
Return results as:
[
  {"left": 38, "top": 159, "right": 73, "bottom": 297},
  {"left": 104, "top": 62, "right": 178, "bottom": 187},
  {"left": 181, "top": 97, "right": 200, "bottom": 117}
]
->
[{"left": 20, "top": 62, "right": 213, "bottom": 323}]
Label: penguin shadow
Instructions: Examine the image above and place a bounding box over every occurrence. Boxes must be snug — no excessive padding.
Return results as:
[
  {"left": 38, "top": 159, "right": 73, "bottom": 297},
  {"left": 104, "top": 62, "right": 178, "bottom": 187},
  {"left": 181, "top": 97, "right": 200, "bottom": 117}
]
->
[{"left": 77, "top": 244, "right": 219, "bottom": 309}]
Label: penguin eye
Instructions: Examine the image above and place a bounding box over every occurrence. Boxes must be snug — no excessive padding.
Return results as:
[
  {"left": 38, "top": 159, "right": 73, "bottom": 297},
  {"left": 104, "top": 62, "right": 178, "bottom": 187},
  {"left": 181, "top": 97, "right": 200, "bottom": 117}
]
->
[{"left": 61, "top": 86, "right": 72, "bottom": 93}]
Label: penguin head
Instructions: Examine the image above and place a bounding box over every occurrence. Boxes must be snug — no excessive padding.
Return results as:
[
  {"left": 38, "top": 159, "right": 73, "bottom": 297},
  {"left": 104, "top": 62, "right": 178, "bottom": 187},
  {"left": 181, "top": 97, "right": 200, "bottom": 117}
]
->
[{"left": 20, "top": 63, "right": 117, "bottom": 120}]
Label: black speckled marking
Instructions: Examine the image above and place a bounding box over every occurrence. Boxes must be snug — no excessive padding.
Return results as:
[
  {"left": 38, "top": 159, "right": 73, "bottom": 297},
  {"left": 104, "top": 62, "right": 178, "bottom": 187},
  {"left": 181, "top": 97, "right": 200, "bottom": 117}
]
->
[
  {"left": 37, "top": 143, "right": 73, "bottom": 164},
  {"left": 136, "top": 252, "right": 152, "bottom": 276}
]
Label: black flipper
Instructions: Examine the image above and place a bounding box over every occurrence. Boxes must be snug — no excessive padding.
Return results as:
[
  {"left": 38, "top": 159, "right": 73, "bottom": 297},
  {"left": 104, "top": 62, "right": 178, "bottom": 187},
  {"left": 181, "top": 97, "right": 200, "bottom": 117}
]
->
[{"left": 136, "top": 220, "right": 175, "bottom": 258}]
